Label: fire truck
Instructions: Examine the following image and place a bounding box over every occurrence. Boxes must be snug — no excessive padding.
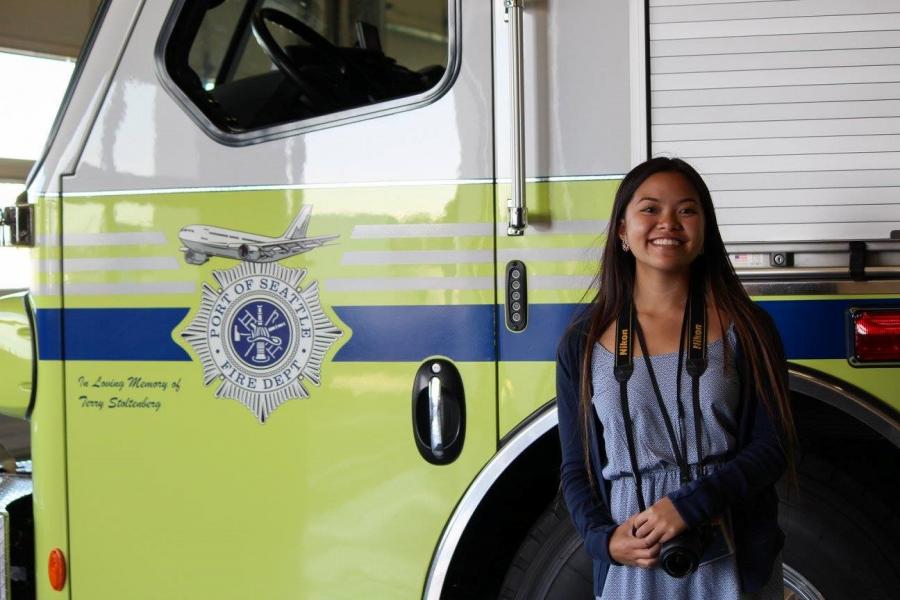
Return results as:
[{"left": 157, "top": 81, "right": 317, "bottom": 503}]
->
[{"left": 0, "top": 0, "right": 898, "bottom": 598}]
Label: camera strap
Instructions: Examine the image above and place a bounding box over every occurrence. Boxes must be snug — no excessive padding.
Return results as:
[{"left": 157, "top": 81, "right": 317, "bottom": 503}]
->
[
  {"left": 613, "top": 303, "right": 646, "bottom": 512},
  {"left": 686, "top": 284, "right": 709, "bottom": 477},
  {"left": 614, "top": 287, "right": 708, "bottom": 513}
]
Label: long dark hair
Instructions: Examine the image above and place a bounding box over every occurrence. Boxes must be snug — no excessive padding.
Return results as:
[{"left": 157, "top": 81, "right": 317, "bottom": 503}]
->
[{"left": 575, "top": 157, "right": 795, "bottom": 490}]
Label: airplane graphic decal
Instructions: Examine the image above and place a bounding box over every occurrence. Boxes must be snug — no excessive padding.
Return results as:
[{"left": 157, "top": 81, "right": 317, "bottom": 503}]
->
[{"left": 178, "top": 205, "right": 338, "bottom": 265}]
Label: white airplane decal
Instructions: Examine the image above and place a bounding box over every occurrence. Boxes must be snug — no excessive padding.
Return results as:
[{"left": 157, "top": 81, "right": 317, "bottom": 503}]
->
[{"left": 178, "top": 205, "right": 338, "bottom": 265}]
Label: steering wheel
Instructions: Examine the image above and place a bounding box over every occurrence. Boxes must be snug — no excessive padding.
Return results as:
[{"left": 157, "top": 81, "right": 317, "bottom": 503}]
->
[{"left": 251, "top": 8, "right": 363, "bottom": 110}]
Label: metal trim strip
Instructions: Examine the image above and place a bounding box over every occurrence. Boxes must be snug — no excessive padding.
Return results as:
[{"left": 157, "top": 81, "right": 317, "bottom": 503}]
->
[
  {"left": 59, "top": 179, "right": 492, "bottom": 198},
  {"left": 527, "top": 275, "right": 596, "bottom": 290},
  {"left": 728, "top": 240, "right": 900, "bottom": 252},
  {"left": 38, "top": 282, "right": 194, "bottom": 296},
  {"left": 341, "top": 250, "right": 493, "bottom": 266},
  {"left": 743, "top": 279, "right": 900, "bottom": 295},
  {"left": 340, "top": 247, "right": 601, "bottom": 265},
  {"left": 789, "top": 365, "right": 900, "bottom": 446},
  {"left": 738, "top": 266, "right": 899, "bottom": 279},
  {"left": 56, "top": 175, "right": 630, "bottom": 197},
  {"left": 498, "top": 247, "right": 601, "bottom": 261},
  {"left": 350, "top": 223, "right": 492, "bottom": 239},
  {"left": 324, "top": 277, "right": 493, "bottom": 292},
  {"left": 37, "top": 232, "right": 167, "bottom": 247},
  {"left": 46, "top": 257, "right": 180, "bottom": 273}
]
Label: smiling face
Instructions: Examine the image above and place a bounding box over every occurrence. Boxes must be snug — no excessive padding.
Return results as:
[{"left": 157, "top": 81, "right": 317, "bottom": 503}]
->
[{"left": 618, "top": 170, "right": 706, "bottom": 275}]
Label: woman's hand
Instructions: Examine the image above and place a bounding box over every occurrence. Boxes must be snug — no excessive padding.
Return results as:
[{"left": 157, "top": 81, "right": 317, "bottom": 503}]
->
[
  {"left": 633, "top": 496, "right": 688, "bottom": 546},
  {"left": 608, "top": 517, "right": 660, "bottom": 568}
]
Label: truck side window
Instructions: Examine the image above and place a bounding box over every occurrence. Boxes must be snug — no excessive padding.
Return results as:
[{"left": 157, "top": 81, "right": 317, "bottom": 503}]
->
[{"left": 163, "top": 0, "right": 451, "bottom": 136}]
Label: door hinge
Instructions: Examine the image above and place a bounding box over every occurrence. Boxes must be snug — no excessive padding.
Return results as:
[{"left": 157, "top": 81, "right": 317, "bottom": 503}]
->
[{"left": 0, "top": 203, "right": 35, "bottom": 247}]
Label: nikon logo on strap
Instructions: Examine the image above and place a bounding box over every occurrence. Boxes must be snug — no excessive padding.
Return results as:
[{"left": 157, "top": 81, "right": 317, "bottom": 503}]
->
[
  {"left": 619, "top": 329, "right": 629, "bottom": 356},
  {"left": 692, "top": 323, "right": 704, "bottom": 351}
]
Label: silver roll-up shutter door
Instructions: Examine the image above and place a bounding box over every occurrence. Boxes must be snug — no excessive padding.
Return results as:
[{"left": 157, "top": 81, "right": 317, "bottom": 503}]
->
[{"left": 649, "top": 0, "right": 900, "bottom": 243}]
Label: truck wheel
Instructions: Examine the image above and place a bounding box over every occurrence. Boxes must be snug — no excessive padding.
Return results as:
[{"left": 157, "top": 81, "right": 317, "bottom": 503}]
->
[
  {"left": 500, "top": 458, "right": 900, "bottom": 600},
  {"left": 779, "top": 454, "right": 900, "bottom": 599},
  {"left": 497, "top": 497, "right": 592, "bottom": 600}
]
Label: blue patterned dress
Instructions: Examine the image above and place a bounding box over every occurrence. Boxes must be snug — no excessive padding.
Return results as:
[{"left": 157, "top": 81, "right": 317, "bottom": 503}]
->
[{"left": 591, "top": 326, "right": 782, "bottom": 599}]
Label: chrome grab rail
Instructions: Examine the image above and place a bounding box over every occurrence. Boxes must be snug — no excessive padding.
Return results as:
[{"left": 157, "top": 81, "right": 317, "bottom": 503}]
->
[{"left": 505, "top": 0, "right": 527, "bottom": 236}]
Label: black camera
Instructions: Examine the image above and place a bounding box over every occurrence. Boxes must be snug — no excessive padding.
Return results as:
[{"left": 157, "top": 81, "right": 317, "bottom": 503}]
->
[{"left": 659, "top": 525, "right": 711, "bottom": 578}]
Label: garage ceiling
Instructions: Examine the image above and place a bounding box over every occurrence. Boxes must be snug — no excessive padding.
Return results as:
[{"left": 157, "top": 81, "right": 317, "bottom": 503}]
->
[
  {"left": 0, "top": 0, "right": 102, "bottom": 58},
  {"left": 0, "top": 1, "right": 101, "bottom": 182}
]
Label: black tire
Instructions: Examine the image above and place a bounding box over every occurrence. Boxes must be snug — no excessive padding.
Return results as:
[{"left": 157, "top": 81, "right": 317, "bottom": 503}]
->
[
  {"left": 498, "top": 496, "right": 593, "bottom": 600},
  {"left": 500, "top": 454, "right": 900, "bottom": 600},
  {"left": 779, "top": 453, "right": 900, "bottom": 599}
]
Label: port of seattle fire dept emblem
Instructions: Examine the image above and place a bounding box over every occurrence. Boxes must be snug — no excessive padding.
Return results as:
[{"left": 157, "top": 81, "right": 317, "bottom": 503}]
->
[{"left": 182, "top": 261, "right": 342, "bottom": 423}]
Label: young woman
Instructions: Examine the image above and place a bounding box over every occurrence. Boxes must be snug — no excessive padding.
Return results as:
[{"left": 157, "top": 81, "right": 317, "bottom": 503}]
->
[{"left": 557, "top": 157, "right": 793, "bottom": 599}]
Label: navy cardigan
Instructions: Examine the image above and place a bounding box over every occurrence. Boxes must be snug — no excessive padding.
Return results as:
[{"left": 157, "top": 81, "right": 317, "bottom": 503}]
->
[{"left": 556, "top": 315, "right": 787, "bottom": 595}]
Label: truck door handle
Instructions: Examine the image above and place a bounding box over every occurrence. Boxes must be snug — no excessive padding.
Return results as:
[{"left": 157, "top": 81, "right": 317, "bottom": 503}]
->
[
  {"left": 412, "top": 359, "right": 465, "bottom": 465},
  {"left": 428, "top": 376, "right": 445, "bottom": 459}
]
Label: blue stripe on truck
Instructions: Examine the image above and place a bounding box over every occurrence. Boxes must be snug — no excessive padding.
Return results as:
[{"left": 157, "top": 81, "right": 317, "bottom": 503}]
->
[
  {"left": 34, "top": 299, "right": 897, "bottom": 362},
  {"left": 36, "top": 308, "right": 191, "bottom": 361},
  {"left": 331, "top": 305, "right": 495, "bottom": 362}
]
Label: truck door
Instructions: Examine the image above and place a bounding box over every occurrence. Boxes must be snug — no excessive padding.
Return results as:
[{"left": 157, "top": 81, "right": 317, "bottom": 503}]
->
[
  {"left": 58, "top": 1, "right": 496, "bottom": 598},
  {"left": 492, "top": 0, "right": 636, "bottom": 437}
]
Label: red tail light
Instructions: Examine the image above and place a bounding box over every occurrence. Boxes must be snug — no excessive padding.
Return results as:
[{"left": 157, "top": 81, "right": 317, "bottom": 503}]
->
[{"left": 850, "top": 309, "right": 900, "bottom": 364}]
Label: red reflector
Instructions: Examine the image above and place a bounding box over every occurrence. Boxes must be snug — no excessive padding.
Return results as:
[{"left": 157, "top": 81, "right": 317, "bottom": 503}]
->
[
  {"left": 48, "top": 548, "right": 66, "bottom": 591},
  {"left": 854, "top": 310, "right": 900, "bottom": 362}
]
